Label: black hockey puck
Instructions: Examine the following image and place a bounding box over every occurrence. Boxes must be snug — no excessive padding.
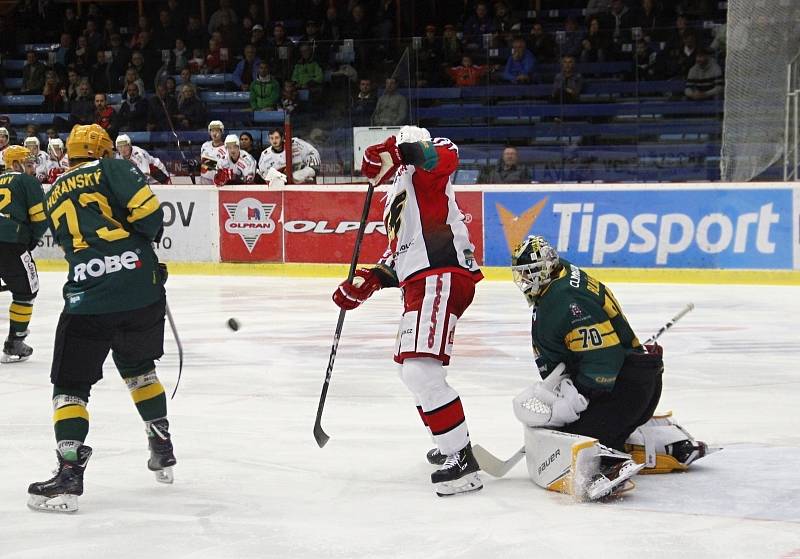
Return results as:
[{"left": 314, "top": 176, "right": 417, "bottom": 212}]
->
[{"left": 227, "top": 318, "right": 240, "bottom": 331}]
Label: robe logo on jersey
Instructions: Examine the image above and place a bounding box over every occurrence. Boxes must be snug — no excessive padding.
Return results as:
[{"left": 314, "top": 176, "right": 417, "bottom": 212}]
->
[{"left": 223, "top": 198, "right": 277, "bottom": 253}]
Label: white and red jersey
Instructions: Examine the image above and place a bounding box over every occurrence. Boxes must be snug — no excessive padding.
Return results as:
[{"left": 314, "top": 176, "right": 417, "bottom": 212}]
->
[
  {"left": 45, "top": 154, "right": 69, "bottom": 176},
  {"left": 200, "top": 140, "right": 227, "bottom": 184},
  {"left": 31, "top": 151, "right": 49, "bottom": 183},
  {"left": 0, "top": 144, "right": 8, "bottom": 167},
  {"left": 217, "top": 149, "right": 257, "bottom": 184},
  {"left": 381, "top": 138, "right": 482, "bottom": 285},
  {"left": 256, "top": 137, "right": 320, "bottom": 180},
  {"left": 116, "top": 145, "right": 169, "bottom": 183}
]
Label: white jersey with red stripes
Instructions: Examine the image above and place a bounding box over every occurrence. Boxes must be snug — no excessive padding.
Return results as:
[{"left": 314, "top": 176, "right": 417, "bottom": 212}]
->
[
  {"left": 116, "top": 145, "right": 169, "bottom": 181},
  {"left": 217, "top": 149, "right": 257, "bottom": 183},
  {"left": 381, "top": 137, "right": 482, "bottom": 285},
  {"left": 200, "top": 140, "right": 227, "bottom": 184}
]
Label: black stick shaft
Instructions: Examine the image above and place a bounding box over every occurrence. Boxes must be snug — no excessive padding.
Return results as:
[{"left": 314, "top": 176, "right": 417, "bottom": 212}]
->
[{"left": 313, "top": 181, "right": 377, "bottom": 448}]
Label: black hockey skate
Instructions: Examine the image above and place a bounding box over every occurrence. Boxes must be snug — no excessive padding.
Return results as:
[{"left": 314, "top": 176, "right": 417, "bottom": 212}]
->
[
  {"left": 1, "top": 338, "right": 32, "bottom": 363},
  {"left": 147, "top": 418, "right": 176, "bottom": 484},
  {"left": 27, "top": 446, "right": 92, "bottom": 513},
  {"left": 426, "top": 448, "right": 446, "bottom": 465},
  {"left": 431, "top": 443, "right": 483, "bottom": 497}
]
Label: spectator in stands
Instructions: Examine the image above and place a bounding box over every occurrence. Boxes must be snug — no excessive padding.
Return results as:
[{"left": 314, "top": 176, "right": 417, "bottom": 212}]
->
[
  {"left": 479, "top": 147, "right": 531, "bottom": 183},
  {"left": 168, "top": 38, "right": 190, "bottom": 74},
  {"left": 493, "top": 1, "right": 521, "bottom": 48},
  {"left": 121, "top": 68, "right": 146, "bottom": 102},
  {"left": 660, "top": 29, "right": 697, "bottom": 80},
  {"left": 233, "top": 44, "right": 261, "bottom": 92},
  {"left": 291, "top": 44, "right": 324, "bottom": 92},
  {"left": 441, "top": 24, "right": 463, "bottom": 68},
  {"left": 560, "top": 16, "right": 584, "bottom": 58},
  {"left": 321, "top": 6, "right": 343, "bottom": 49},
  {"left": 208, "top": 0, "right": 238, "bottom": 35},
  {"left": 65, "top": 69, "right": 81, "bottom": 102},
  {"left": 344, "top": 4, "right": 371, "bottom": 74},
  {"left": 605, "top": 0, "right": 636, "bottom": 50},
  {"left": 188, "top": 49, "right": 206, "bottom": 74},
  {"left": 69, "top": 80, "right": 95, "bottom": 126},
  {"left": 633, "top": 39, "right": 658, "bottom": 80},
  {"left": 62, "top": 7, "right": 81, "bottom": 40},
  {"left": 215, "top": 11, "right": 243, "bottom": 55},
  {"left": 90, "top": 50, "right": 111, "bottom": 94},
  {"left": 175, "top": 83, "right": 207, "bottom": 129},
  {"left": 239, "top": 132, "right": 259, "bottom": 158},
  {"left": 685, "top": 48, "right": 723, "bottom": 100},
  {"left": 147, "top": 82, "right": 178, "bottom": 131},
  {"left": 102, "top": 18, "right": 118, "bottom": 48},
  {"left": 300, "top": 20, "right": 328, "bottom": 66},
  {"left": 267, "top": 23, "right": 296, "bottom": 83},
  {"left": 580, "top": 17, "right": 609, "bottom": 63},
  {"left": 54, "top": 33, "right": 75, "bottom": 71},
  {"left": 586, "top": 0, "right": 612, "bottom": 17},
  {"left": 153, "top": 8, "right": 179, "bottom": 51},
  {"left": 205, "top": 36, "right": 227, "bottom": 74},
  {"left": 351, "top": 78, "right": 377, "bottom": 126},
  {"left": 551, "top": 55, "right": 583, "bottom": 104},
  {"left": 131, "top": 49, "right": 159, "bottom": 89},
  {"left": 94, "top": 92, "right": 117, "bottom": 136},
  {"left": 165, "top": 76, "right": 178, "bottom": 100},
  {"left": 179, "top": 68, "right": 193, "bottom": 88},
  {"left": 166, "top": 0, "right": 188, "bottom": 32},
  {"left": 462, "top": 2, "right": 494, "bottom": 51},
  {"left": 634, "top": 0, "right": 665, "bottom": 42},
  {"left": 502, "top": 38, "right": 535, "bottom": 84},
  {"left": 447, "top": 55, "right": 489, "bottom": 87},
  {"left": 41, "top": 71, "right": 66, "bottom": 113},
  {"left": 21, "top": 51, "right": 47, "bottom": 94},
  {"left": 281, "top": 80, "right": 300, "bottom": 114},
  {"left": 372, "top": 77, "right": 407, "bottom": 126},
  {"left": 250, "top": 62, "right": 280, "bottom": 111},
  {"left": 84, "top": 19, "right": 104, "bottom": 52},
  {"left": 415, "top": 25, "right": 442, "bottom": 87},
  {"left": 117, "top": 83, "right": 148, "bottom": 131},
  {"left": 530, "top": 22, "right": 558, "bottom": 64},
  {"left": 109, "top": 33, "right": 132, "bottom": 85},
  {"left": 185, "top": 14, "right": 209, "bottom": 53},
  {"left": 73, "top": 35, "right": 94, "bottom": 76},
  {"left": 250, "top": 25, "right": 268, "bottom": 59},
  {"left": 129, "top": 19, "right": 151, "bottom": 49}
]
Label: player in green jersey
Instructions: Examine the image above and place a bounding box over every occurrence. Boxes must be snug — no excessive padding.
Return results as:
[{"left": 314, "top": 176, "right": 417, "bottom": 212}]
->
[
  {"left": 0, "top": 145, "right": 47, "bottom": 363},
  {"left": 28, "top": 124, "right": 176, "bottom": 513}
]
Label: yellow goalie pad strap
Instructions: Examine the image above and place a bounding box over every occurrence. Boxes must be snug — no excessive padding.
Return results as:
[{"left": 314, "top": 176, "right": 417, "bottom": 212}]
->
[
  {"left": 53, "top": 404, "right": 89, "bottom": 422},
  {"left": 627, "top": 446, "right": 688, "bottom": 474},
  {"left": 131, "top": 382, "right": 165, "bottom": 403}
]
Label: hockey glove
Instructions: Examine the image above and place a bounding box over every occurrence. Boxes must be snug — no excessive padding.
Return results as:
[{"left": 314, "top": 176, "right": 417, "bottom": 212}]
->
[
  {"left": 361, "top": 136, "right": 402, "bottom": 181},
  {"left": 213, "top": 167, "right": 233, "bottom": 187},
  {"left": 332, "top": 265, "right": 398, "bottom": 310},
  {"left": 158, "top": 262, "right": 168, "bottom": 284},
  {"left": 47, "top": 167, "right": 64, "bottom": 184}
]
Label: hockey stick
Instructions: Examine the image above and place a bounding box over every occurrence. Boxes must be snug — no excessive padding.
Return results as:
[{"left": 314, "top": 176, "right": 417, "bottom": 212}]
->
[
  {"left": 313, "top": 152, "right": 394, "bottom": 448},
  {"left": 475, "top": 304, "right": 695, "bottom": 478},
  {"left": 165, "top": 301, "right": 184, "bottom": 399}
]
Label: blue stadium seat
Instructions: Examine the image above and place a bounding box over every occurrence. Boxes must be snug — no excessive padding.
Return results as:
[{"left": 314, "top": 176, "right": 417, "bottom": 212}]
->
[
  {"left": 7, "top": 113, "right": 67, "bottom": 125},
  {"left": 0, "top": 95, "right": 44, "bottom": 106},
  {"left": 252, "top": 110, "right": 288, "bottom": 124},
  {"left": 2, "top": 59, "right": 25, "bottom": 71},
  {"left": 200, "top": 91, "right": 250, "bottom": 102},
  {"left": 5, "top": 78, "right": 23, "bottom": 89},
  {"left": 418, "top": 100, "right": 723, "bottom": 119}
]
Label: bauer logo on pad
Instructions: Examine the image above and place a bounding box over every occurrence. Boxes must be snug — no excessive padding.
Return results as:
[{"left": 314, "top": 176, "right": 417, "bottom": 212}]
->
[{"left": 223, "top": 198, "right": 277, "bottom": 253}]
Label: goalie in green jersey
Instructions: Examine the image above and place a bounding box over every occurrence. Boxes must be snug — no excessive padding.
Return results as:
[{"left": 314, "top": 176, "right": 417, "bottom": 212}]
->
[
  {"left": 507, "top": 236, "right": 713, "bottom": 499},
  {"left": 27, "top": 124, "right": 177, "bottom": 513}
]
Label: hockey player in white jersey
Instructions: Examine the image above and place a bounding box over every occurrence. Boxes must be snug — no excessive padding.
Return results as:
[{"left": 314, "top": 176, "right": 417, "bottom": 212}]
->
[
  {"left": 257, "top": 128, "right": 320, "bottom": 184},
  {"left": 200, "top": 120, "right": 227, "bottom": 184},
  {"left": 332, "top": 126, "right": 484, "bottom": 497},
  {"left": 0, "top": 127, "right": 9, "bottom": 168},
  {"left": 115, "top": 134, "right": 171, "bottom": 184},
  {"left": 45, "top": 138, "right": 69, "bottom": 183},
  {"left": 214, "top": 134, "right": 257, "bottom": 186},
  {"left": 23, "top": 137, "right": 49, "bottom": 183}
]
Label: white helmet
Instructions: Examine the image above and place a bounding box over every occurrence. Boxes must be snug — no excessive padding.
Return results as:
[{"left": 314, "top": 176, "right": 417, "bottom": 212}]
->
[
  {"left": 48, "top": 138, "right": 64, "bottom": 156},
  {"left": 224, "top": 134, "right": 239, "bottom": 146},
  {"left": 208, "top": 120, "right": 224, "bottom": 132},
  {"left": 0, "top": 127, "right": 8, "bottom": 138},
  {"left": 115, "top": 134, "right": 132, "bottom": 147},
  {"left": 24, "top": 136, "right": 40, "bottom": 149},
  {"left": 396, "top": 125, "right": 431, "bottom": 145}
]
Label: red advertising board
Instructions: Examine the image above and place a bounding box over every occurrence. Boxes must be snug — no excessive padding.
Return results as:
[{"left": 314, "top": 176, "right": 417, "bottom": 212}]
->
[
  {"left": 219, "top": 190, "right": 283, "bottom": 262},
  {"left": 282, "top": 189, "right": 484, "bottom": 265}
]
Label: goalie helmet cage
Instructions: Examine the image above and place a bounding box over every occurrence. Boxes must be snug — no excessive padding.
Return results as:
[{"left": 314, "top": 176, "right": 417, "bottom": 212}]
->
[{"left": 721, "top": 0, "right": 800, "bottom": 182}]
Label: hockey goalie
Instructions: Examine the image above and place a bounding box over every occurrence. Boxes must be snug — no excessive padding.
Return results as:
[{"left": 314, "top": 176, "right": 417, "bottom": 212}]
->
[{"left": 502, "top": 236, "right": 717, "bottom": 500}]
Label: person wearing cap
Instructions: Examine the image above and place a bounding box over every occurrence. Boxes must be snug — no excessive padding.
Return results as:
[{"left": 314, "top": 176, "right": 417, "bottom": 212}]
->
[
  {"left": 214, "top": 134, "right": 256, "bottom": 186},
  {"left": 250, "top": 24, "right": 268, "bottom": 59},
  {"left": 199, "top": 119, "right": 227, "bottom": 184},
  {"left": 441, "top": 24, "right": 463, "bottom": 68},
  {"left": 23, "top": 137, "right": 49, "bottom": 184},
  {"left": 115, "top": 134, "right": 171, "bottom": 184}
]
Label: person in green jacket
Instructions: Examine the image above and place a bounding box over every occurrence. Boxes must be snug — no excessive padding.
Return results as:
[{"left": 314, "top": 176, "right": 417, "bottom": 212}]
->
[
  {"left": 0, "top": 145, "right": 47, "bottom": 363},
  {"left": 290, "top": 44, "right": 323, "bottom": 89},
  {"left": 28, "top": 124, "right": 176, "bottom": 513},
  {"left": 249, "top": 61, "right": 280, "bottom": 110}
]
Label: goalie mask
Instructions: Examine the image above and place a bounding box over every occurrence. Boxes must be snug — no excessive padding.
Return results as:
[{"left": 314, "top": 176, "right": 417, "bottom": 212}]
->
[{"left": 511, "top": 235, "right": 560, "bottom": 306}]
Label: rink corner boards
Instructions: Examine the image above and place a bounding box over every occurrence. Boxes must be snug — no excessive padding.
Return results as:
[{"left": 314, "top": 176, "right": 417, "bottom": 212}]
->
[{"left": 33, "top": 260, "right": 800, "bottom": 286}]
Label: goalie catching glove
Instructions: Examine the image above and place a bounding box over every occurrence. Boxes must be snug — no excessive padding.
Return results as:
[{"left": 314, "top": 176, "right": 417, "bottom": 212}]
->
[
  {"left": 513, "top": 363, "right": 589, "bottom": 427},
  {"left": 332, "top": 264, "right": 398, "bottom": 310}
]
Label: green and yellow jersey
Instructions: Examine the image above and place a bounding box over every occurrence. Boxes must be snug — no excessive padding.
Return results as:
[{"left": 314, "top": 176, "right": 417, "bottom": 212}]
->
[
  {"left": 532, "top": 259, "right": 641, "bottom": 392},
  {"left": 0, "top": 171, "right": 47, "bottom": 246},
  {"left": 44, "top": 158, "right": 164, "bottom": 314}
]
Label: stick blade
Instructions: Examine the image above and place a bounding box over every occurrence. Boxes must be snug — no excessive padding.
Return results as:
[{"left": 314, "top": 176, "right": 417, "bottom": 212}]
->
[
  {"left": 472, "top": 444, "right": 525, "bottom": 478},
  {"left": 313, "top": 422, "right": 330, "bottom": 448}
]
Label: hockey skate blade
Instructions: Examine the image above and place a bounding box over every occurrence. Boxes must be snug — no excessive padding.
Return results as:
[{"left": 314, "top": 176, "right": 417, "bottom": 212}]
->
[
  {"left": 153, "top": 467, "right": 174, "bottom": 484},
  {"left": 27, "top": 493, "right": 79, "bottom": 513},
  {"left": 586, "top": 462, "right": 644, "bottom": 501},
  {"left": 0, "top": 353, "right": 30, "bottom": 364},
  {"left": 435, "top": 472, "right": 483, "bottom": 497}
]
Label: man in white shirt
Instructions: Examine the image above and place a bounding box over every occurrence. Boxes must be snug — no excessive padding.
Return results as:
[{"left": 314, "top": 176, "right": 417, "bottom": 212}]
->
[
  {"left": 115, "top": 134, "right": 171, "bottom": 184},
  {"left": 214, "top": 134, "right": 256, "bottom": 185},
  {"left": 257, "top": 128, "right": 320, "bottom": 184}
]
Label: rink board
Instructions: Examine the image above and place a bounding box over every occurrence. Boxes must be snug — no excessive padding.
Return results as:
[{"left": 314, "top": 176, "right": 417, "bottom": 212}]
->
[{"left": 31, "top": 182, "right": 800, "bottom": 273}]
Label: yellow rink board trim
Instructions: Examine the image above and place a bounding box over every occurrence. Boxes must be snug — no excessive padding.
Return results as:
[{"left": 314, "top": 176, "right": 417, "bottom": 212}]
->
[{"left": 34, "top": 260, "right": 800, "bottom": 285}]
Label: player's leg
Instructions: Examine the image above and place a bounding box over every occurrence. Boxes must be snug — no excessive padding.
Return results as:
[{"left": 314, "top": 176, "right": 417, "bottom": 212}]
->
[
  {"left": 395, "top": 272, "right": 481, "bottom": 495},
  {"left": 28, "top": 312, "right": 110, "bottom": 512},
  {"left": 0, "top": 243, "right": 39, "bottom": 363},
  {"left": 112, "top": 297, "right": 175, "bottom": 483}
]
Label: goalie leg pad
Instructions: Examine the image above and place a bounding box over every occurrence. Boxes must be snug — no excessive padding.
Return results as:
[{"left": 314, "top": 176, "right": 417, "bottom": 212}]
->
[{"left": 625, "top": 411, "right": 715, "bottom": 473}]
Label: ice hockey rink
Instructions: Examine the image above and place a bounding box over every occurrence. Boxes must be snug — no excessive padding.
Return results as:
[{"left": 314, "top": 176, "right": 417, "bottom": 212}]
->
[{"left": 1, "top": 271, "right": 799, "bottom": 559}]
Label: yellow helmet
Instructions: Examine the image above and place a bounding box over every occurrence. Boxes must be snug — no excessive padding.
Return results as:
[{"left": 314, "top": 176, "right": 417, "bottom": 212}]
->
[
  {"left": 66, "top": 124, "right": 113, "bottom": 160},
  {"left": 3, "top": 145, "right": 34, "bottom": 170}
]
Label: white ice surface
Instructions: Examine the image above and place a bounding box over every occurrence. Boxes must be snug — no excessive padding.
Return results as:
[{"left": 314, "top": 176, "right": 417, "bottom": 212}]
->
[{"left": 1, "top": 273, "right": 799, "bottom": 559}]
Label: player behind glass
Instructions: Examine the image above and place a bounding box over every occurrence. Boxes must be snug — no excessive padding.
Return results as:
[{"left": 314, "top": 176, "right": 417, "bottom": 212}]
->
[
  {"left": 0, "top": 127, "right": 10, "bottom": 168},
  {"left": 0, "top": 146, "right": 47, "bottom": 363},
  {"left": 332, "top": 126, "right": 484, "bottom": 497},
  {"left": 28, "top": 124, "right": 176, "bottom": 513},
  {"left": 115, "top": 134, "right": 171, "bottom": 184},
  {"left": 256, "top": 127, "right": 320, "bottom": 184},
  {"left": 214, "top": 134, "right": 257, "bottom": 186},
  {"left": 508, "top": 236, "right": 714, "bottom": 498},
  {"left": 199, "top": 120, "right": 227, "bottom": 184},
  {"left": 45, "top": 138, "right": 69, "bottom": 183},
  {"left": 23, "top": 136, "right": 49, "bottom": 183}
]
